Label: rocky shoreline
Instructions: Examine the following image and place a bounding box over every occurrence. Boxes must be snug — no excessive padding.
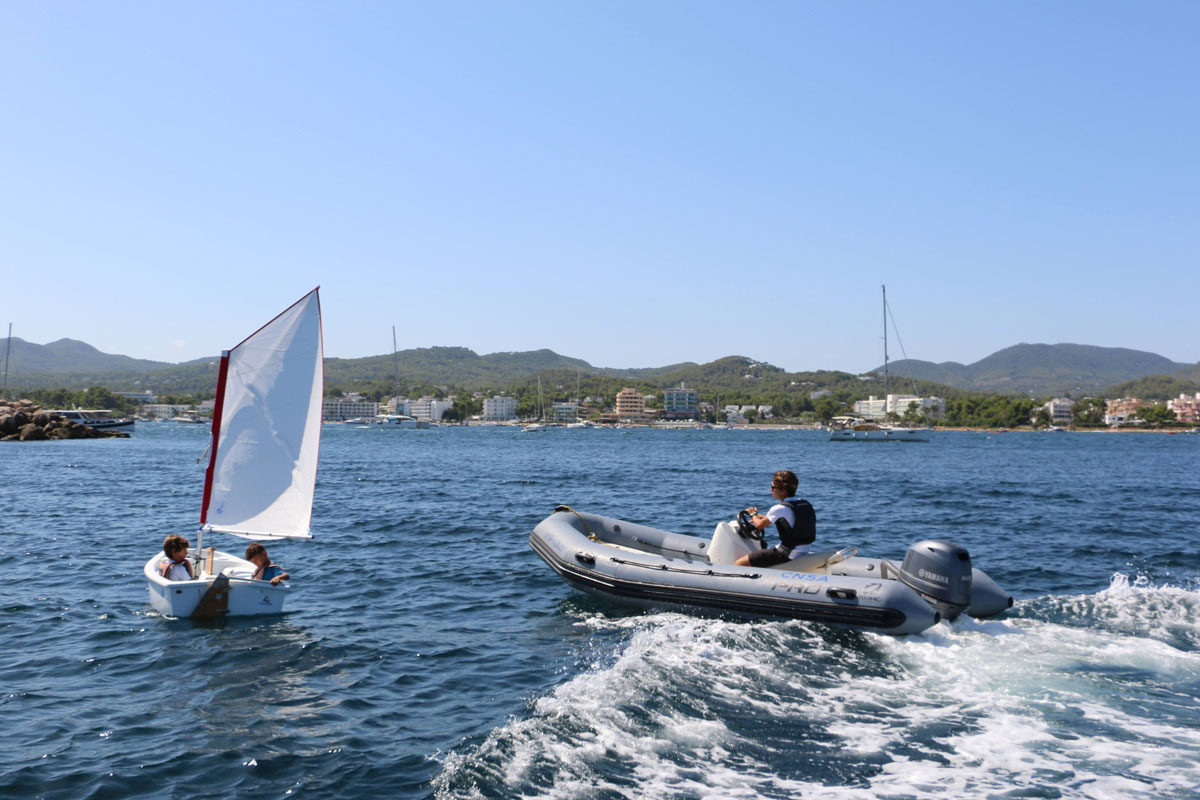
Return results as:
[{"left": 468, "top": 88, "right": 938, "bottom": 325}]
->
[{"left": 0, "top": 400, "right": 131, "bottom": 441}]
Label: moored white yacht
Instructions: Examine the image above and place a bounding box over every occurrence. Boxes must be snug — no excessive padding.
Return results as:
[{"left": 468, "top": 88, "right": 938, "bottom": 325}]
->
[
  {"left": 830, "top": 286, "right": 932, "bottom": 444},
  {"left": 829, "top": 421, "right": 931, "bottom": 442},
  {"left": 48, "top": 409, "right": 135, "bottom": 429}
]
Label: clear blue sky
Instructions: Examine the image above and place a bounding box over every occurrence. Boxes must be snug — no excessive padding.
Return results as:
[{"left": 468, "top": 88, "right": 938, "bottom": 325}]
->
[{"left": 3, "top": 2, "right": 1197, "bottom": 374}]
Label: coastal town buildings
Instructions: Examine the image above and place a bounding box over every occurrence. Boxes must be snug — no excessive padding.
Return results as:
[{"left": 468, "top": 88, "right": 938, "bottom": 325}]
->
[
  {"left": 853, "top": 396, "right": 886, "bottom": 419},
  {"left": 1168, "top": 392, "right": 1200, "bottom": 423},
  {"left": 143, "top": 403, "right": 193, "bottom": 419},
  {"left": 1043, "top": 398, "right": 1075, "bottom": 424},
  {"left": 410, "top": 396, "right": 452, "bottom": 422},
  {"left": 662, "top": 384, "right": 699, "bottom": 420},
  {"left": 1104, "top": 397, "right": 1147, "bottom": 427},
  {"left": 615, "top": 387, "right": 649, "bottom": 423},
  {"left": 323, "top": 396, "right": 378, "bottom": 421},
  {"left": 853, "top": 394, "right": 946, "bottom": 421},
  {"left": 383, "top": 396, "right": 411, "bottom": 416},
  {"left": 483, "top": 395, "right": 518, "bottom": 421},
  {"left": 551, "top": 402, "right": 578, "bottom": 422}
]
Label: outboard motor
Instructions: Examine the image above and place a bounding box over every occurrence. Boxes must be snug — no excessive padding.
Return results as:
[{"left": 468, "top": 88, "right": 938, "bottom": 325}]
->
[{"left": 897, "top": 540, "right": 973, "bottom": 622}]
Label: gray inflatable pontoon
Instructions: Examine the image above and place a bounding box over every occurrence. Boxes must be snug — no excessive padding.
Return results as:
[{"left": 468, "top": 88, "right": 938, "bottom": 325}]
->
[{"left": 530, "top": 506, "right": 1012, "bottom": 636}]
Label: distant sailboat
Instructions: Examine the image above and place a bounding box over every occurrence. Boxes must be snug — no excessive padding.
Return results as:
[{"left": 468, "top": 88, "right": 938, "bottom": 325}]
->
[
  {"left": 144, "top": 288, "right": 324, "bottom": 617},
  {"left": 357, "top": 327, "right": 428, "bottom": 428},
  {"left": 830, "top": 286, "right": 932, "bottom": 442},
  {"left": 523, "top": 375, "right": 547, "bottom": 431},
  {"left": 2, "top": 323, "right": 12, "bottom": 398}
]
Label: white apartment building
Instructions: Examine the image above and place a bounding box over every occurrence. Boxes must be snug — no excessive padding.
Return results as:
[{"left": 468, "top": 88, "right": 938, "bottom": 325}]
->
[
  {"left": 383, "top": 396, "right": 412, "bottom": 416},
  {"left": 551, "top": 402, "right": 578, "bottom": 422},
  {"left": 483, "top": 395, "right": 518, "bottom": 421},
  {"left": 1043, "top": 398, "right": 1075, "bottom": 423},
  {"left": 410, "top": 396, "right": 453, "bottom": 421},
  {"left": 853, "top": 394, "right": 945, "bottom": 421},
  {"left": 323, "top": 397, "right": 379, "bottom": 421},
  {"left": 143, "top": 403, "right": 193, "bottom": 419},
  {"left": 853, "top": 396, "right": 887, "bottom": 420}
]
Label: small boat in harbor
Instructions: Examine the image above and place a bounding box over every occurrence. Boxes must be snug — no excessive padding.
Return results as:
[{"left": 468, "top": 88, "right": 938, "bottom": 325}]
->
[
  {"left": 828, "top": 420, "right": 931, "bottom": 442},
  {"left": 47, "top": 409, "right": 135, "bottom": 429},
  {"left": 523, "top": 375, "right": 547, "bottom": 431},
  {"left": 352, "top": 414, "right": 430, "bottom": 428},
  {"left": 144, "top": 288, "right": 323, "bottom": 618},
  {"left": 831, "top": 285, "right": 932, "bottom": 443},
  {"left": 531, "top": 507, "right": 1011, "bottom": 635}
]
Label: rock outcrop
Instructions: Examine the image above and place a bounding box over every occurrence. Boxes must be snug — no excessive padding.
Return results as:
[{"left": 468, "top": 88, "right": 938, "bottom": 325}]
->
[{"left": 0, "top": 400, "right": 130, "bottom": 441}]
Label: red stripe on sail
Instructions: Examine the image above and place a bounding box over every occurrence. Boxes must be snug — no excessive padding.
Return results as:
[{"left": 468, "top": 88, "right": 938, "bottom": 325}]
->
[{"left": 199, "top": 352, "right": 231, "bottom": 526}]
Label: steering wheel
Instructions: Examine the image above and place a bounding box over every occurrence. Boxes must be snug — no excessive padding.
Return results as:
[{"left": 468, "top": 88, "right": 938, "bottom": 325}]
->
[{"left": 736, "top": 509, "right": 764, "bottom": 541}]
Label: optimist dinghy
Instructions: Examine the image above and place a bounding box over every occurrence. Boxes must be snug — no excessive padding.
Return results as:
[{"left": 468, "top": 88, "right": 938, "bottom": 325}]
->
[
  {"left": 531, "top": 507, "right": 1012, "bottom": 635},
  {"left": 144, "top": 288, "right": 323, "bottom": 618}
]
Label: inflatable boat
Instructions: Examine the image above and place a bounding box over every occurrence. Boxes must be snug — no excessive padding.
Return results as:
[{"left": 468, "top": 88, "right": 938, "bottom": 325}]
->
[{"left": 530, "top": 507, "right": 1012, "bottom": 635}]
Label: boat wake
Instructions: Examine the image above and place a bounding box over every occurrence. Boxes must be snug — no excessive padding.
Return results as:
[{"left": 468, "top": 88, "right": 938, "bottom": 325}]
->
[{"left": 434, "top": 579, "right": 1200, "bottom": 799}]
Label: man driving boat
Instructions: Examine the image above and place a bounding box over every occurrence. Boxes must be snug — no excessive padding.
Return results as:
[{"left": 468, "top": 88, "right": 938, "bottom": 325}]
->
[{"left": 734, "top": 470, "right": 816, "bottom": 567}]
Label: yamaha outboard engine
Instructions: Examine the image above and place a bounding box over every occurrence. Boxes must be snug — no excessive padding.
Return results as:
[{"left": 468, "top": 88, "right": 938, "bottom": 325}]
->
[{"left": 897, "top": 540, "right": 973, "bottom": 622}]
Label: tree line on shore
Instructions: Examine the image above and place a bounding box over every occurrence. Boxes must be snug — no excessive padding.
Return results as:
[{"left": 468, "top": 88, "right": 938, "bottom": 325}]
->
[{"left": 15, "top": 371, "right": 1188, "bottom": 429}]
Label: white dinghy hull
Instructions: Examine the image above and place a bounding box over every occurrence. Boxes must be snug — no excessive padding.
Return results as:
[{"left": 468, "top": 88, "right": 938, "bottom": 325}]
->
[{"left": 144, "top": 550, "right": 289, "bottom": 618}]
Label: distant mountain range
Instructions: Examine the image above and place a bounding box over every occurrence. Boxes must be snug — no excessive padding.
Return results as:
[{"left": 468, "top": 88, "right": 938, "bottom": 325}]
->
[
  {"left": 878, "top": 344, "right": 1196, "bottom": 396},
  {"left": 4, "top": 337, "right": 175, "bottom": 374},
  {"left": 2, "top": 336, "right": 1197, "bottom": 400}
]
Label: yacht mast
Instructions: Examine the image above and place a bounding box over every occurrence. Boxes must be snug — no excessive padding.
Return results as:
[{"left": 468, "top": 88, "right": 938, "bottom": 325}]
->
[
  {"left": 882, "top": 285, "right": 888, "bottom": 418},
  {"left": 392, "top": 326, "right": 402, "bottom": 402},
  {"left": 2, "top": 323, "right": 11, "bottom": 399}
]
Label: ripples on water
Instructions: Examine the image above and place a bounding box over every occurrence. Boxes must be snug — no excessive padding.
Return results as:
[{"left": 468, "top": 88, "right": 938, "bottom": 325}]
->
[{"left": 1, "top": 426, "right": 1198, "bottom": 799}]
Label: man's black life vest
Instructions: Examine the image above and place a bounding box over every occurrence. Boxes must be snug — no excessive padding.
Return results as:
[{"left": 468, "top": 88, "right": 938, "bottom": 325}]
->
[{"left": 775, "top": 498, "right": 816, "bottom": 548}]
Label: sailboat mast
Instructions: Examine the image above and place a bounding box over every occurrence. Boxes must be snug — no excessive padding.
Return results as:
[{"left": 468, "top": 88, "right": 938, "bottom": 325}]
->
[
  {"left": 2, "top": 323, "right": 11, "bottom": 399},
  {"left": 882, "top": 285, "right": 888, "bottom": 417},
  {"left": 392, "top": 326, "right": 401, "bottom": 402}
]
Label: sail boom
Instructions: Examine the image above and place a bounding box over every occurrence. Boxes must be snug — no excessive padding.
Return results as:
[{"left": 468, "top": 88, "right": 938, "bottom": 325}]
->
[{"left": 205, "top": 525, "right": 315, "bottom": 542}]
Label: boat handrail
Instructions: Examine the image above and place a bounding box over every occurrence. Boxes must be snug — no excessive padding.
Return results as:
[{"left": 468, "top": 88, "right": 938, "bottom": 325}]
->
[
  {"left": 633, "top": 538, "right": 707, "bottom": 559},
  {"left": 609, "top": 555, "right": 761, "bottom": 579}
]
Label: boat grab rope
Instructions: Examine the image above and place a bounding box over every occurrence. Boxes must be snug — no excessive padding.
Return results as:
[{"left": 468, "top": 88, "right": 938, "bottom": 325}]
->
[
  {"left": 609, "top": 556, "right": 760, "bottom": 579},
  {"left": 553, "top": 505, "right": 599, "bottom": 541},
  {"left": 633, "top": 538, "right": 706, "bottom": 558}
]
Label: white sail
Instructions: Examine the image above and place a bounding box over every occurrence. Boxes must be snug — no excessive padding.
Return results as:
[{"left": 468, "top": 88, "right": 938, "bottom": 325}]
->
[{"left": 201, "top": 289, "right": 323, "bottom": 540}]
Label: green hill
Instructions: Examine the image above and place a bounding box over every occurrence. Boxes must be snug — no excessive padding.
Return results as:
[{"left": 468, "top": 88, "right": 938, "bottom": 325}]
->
[
  {"left": 885, "top": 344, "right": 1190, "bottom": 396},
  {"left": 2, "top": 337, "right": 171, "bottom": 374},
  {"left": 4, "top": 336, "right": 1195, "bottom": 407}
]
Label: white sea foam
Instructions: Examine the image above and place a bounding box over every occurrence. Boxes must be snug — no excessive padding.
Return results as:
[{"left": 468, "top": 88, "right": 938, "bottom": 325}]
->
[{"left": 435, "top": 587, "right": 1200, "bottom": 800}]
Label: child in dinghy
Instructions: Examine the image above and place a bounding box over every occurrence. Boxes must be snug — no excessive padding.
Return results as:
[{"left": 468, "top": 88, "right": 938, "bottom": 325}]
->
[
  {"left": 158, "top": 535, "right": 194, "bottom": 581},
  {"left": 245, "top": 542, "right": 290, "bottom": 586}
]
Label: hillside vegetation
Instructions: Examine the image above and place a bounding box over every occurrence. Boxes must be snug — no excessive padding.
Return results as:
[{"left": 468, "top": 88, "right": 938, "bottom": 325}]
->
[
  {"left": 4, "top": 338, "right": 1197, "bottom": 419},
  {"left": 885, "top": 343, "right": 1192, "bottom": 396}
]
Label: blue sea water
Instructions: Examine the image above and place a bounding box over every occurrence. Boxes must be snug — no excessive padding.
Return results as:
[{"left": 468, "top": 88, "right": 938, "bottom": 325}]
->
[{"left": 2, "top": 425, "right": 1198, "bottom": 799}]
